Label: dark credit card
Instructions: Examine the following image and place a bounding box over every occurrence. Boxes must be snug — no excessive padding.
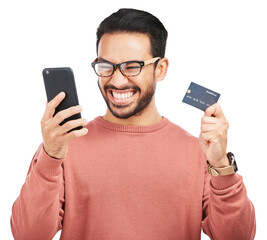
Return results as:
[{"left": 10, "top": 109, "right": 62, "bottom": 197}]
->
[{"left": 182, "top": 82, "right": 220, "bottom": 111}]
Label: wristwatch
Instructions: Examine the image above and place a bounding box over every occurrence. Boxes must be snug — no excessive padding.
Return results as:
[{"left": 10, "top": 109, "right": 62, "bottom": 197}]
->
[{"left": 207, "top": 152, "right": 238, "bottom": 176}]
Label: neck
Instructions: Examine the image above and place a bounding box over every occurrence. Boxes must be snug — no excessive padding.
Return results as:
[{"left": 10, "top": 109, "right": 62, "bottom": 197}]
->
[{"left": 102, "top": 100, "right": 162, "bottom": 126}]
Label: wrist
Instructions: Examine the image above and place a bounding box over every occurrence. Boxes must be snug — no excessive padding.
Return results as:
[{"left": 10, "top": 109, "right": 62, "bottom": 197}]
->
[
  {"left": 209, "top": 155, "right": 230, "bottom": 168},
  {"left": 43, "top": 144, "right": 66, "bottom": 160},
  {"left": 207, "top": 152, "right": 238, "bottom": 177}
]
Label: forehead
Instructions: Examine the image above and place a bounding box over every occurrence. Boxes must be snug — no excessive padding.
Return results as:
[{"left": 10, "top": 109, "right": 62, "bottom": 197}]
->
[{"left": 97, "top": 32, "right": 152, "bottom": 62}]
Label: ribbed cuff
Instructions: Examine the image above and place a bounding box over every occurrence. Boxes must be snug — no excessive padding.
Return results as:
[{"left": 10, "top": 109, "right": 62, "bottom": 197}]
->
[
  {"left": 210, "top": 173, "right": 241, "bottom": 190},
  {"left": 35, "top": 144, "right": 64, "bottom": 176}
]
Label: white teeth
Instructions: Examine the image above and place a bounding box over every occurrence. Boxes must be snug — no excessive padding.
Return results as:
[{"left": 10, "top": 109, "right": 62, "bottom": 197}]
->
[{"left": 112, "top": 91, "right": 134, "bottom": 100}]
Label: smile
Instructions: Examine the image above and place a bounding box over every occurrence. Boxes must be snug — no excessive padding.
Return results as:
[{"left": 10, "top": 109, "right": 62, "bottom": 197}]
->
[
  {"left": 107, "top": 89, "right": 137, "bottom": 104},
  {"left": 112, "top": 91, "right": 134, "bottom": 100}
]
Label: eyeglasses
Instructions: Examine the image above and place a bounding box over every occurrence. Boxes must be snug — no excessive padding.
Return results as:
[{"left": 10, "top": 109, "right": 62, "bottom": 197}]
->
[{"left": 91, "top": 57, "right": 161, "bottom": 77}]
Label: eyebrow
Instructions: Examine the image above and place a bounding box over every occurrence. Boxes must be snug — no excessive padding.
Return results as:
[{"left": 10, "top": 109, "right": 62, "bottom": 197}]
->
[
  {"left": 97, "top": 57, "right": 112, "bottom": 63},
  {"left": 97, "top": 57, "right": 143, "bottom": 63}
]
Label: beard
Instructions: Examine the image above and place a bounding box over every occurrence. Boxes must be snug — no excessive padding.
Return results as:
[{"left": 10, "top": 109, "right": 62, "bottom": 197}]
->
[{"left": 98, "top": 80, "right": 156, "bottom": 119}]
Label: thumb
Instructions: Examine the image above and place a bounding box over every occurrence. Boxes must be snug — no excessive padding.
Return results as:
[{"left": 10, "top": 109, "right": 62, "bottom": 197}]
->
[{"left": 205, "top": 103, "right": 225, "bottom": 118}]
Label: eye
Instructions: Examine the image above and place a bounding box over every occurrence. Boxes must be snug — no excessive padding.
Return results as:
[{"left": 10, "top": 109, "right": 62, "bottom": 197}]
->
[
  {"left": 122, "top": 62, "right": 141, "bottom": 73},
  {"left": 98, "top": 63, "right": 113, "bottom": 70},
  {"left": 126, "top": 65, "right": 140, "bottom": 70},
  {"left": 94, "top": 62, "right": 114, "bottom": 76}
]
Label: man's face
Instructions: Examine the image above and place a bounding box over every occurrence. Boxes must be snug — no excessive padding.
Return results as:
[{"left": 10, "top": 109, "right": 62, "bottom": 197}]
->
[{"left": 97, "top": 32, "right": 157, "bottom": 119}]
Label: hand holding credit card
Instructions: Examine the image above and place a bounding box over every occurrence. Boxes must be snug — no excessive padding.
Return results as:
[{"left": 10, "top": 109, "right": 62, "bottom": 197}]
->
[{"left": 182, "top": 82, "right": 220, "bottom": 111}]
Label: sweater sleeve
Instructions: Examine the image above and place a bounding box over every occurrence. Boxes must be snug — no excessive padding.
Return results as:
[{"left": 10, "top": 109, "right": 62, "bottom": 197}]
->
[
  {"left": 11, "top": 144, "right": 65, "bottom": 240},
  {"left": 202, "top": 165, "right": 256, "bottom": 239}
]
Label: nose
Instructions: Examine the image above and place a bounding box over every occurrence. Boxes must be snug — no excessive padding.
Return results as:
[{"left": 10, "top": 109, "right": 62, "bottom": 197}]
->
[{"left": 110, "top": 68, "right": 129, "bottom": 89}]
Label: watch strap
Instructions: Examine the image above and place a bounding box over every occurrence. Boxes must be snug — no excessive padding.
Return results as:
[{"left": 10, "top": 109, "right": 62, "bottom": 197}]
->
[
  {"left": 207, "top": 161, "right": 236, "bottom": 176},
  {"left": 207, "top": 152, "right": 238, "bottom": 176}
]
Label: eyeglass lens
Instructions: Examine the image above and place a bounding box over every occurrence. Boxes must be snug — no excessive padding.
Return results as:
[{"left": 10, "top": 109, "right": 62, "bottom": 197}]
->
[
  {"left": 95, "top": 62, "right": 114, "bottom": 77},
  {"left": 94, "top": 62, "right": 141, "bottom": 77}
]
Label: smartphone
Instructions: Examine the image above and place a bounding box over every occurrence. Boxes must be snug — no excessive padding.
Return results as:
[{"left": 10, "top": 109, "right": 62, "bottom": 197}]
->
[{"left": 42, "top": 67, "right": 82, "bottom": 132}]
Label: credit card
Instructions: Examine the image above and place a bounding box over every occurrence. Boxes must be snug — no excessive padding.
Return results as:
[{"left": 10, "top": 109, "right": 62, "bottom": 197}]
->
[{"left": 182, "top": 82, "right": 220, "bottom": 111}]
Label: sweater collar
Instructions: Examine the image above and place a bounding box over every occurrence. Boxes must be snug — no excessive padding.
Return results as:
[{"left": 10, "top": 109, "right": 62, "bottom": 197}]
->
[{"left": 94, "top": 116, "right": 170, "bottom": 133}]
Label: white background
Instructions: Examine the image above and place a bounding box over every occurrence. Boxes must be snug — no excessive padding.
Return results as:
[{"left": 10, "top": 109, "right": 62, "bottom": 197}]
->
[{"left": 1, "top": 0, "right": 266, "bottom": 239}]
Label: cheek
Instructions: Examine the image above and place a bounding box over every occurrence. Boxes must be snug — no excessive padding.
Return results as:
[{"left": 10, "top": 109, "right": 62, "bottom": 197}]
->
[
  {"left": 98, "top": 78, "right": 103, "bottom": 89},
  {"left": 98, "top": 78, "right": 108, "bottom": 91},
  {"left": 98, "top": 78, "right": 106, "bottom": 96},
  {"left": 137, "top": 73, "right": 155, "bottom": 90}
]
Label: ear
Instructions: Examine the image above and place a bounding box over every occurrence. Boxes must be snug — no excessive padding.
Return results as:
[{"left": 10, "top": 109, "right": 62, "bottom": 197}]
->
[{"left": 155, "top": 58, "right": 169, "bottom": 82}]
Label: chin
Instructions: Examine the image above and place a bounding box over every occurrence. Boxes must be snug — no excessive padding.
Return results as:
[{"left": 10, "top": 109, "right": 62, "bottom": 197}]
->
[{"left": 107, "top": 104, "right": 138, "bottom": 119}]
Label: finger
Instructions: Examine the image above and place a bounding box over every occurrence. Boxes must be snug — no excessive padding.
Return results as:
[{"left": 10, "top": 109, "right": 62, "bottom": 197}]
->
[
  {"left": 59, "top": 118, "right": 87, "bottom": 135},
  {"left": 200, "top": 131, "right": 218, "bottom": 144},
  {"left": 52, "top": 105, "right": 82, "bottom": 127},
  {"left": 63, "top": 127, "right": 88, "bottom": 142},
  {"left": 201, "top": 123, "right": 217, "bottom": 133},
  {"left": 201, "top": 116, "right": 228, "bottom": 126},
  {"left": 43, "top": 92, "right": 66, "bottom": 121},
  {"left": 205, "top": 103, "right": 225, "bottom": 119},
  {"left": 201, "top": 126, "right": 228, "bottom": 142},
  {"left": 199, "top": 133, "right": 208, "bottom": 151},
  {"left": 201, "top": 116, "right": 218, "bottom": 125}
]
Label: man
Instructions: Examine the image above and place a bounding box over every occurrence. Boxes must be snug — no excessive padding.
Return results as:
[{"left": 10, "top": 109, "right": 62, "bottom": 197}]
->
[{"left": 11, "top": 8, "right": 256, "bottom": 240}]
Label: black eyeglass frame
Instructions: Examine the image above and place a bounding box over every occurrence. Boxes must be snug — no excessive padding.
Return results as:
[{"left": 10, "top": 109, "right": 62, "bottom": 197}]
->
[{"left": 91, "top": 57, "right": 161, "bottom": 77}]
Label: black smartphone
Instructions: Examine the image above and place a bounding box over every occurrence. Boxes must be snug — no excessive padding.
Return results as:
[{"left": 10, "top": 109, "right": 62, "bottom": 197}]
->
[{"left": 42, "top": 67, "right": 82, "bottom": 132}]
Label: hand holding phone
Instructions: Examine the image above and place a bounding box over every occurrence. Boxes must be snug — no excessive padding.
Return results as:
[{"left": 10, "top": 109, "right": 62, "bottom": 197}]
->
[{"left": 41, "top": 68, "right": 88, "bottom": 159}]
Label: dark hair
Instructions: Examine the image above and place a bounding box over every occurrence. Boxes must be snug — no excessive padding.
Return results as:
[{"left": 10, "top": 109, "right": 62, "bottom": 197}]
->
[{"left": 96, "top": 8, "right": 168, "bottom": 58}]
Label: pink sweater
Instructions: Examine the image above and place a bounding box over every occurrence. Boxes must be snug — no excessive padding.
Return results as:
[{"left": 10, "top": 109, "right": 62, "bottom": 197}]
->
[{"left": 11, "top": 117, "right": 256, "bottom": 239}]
